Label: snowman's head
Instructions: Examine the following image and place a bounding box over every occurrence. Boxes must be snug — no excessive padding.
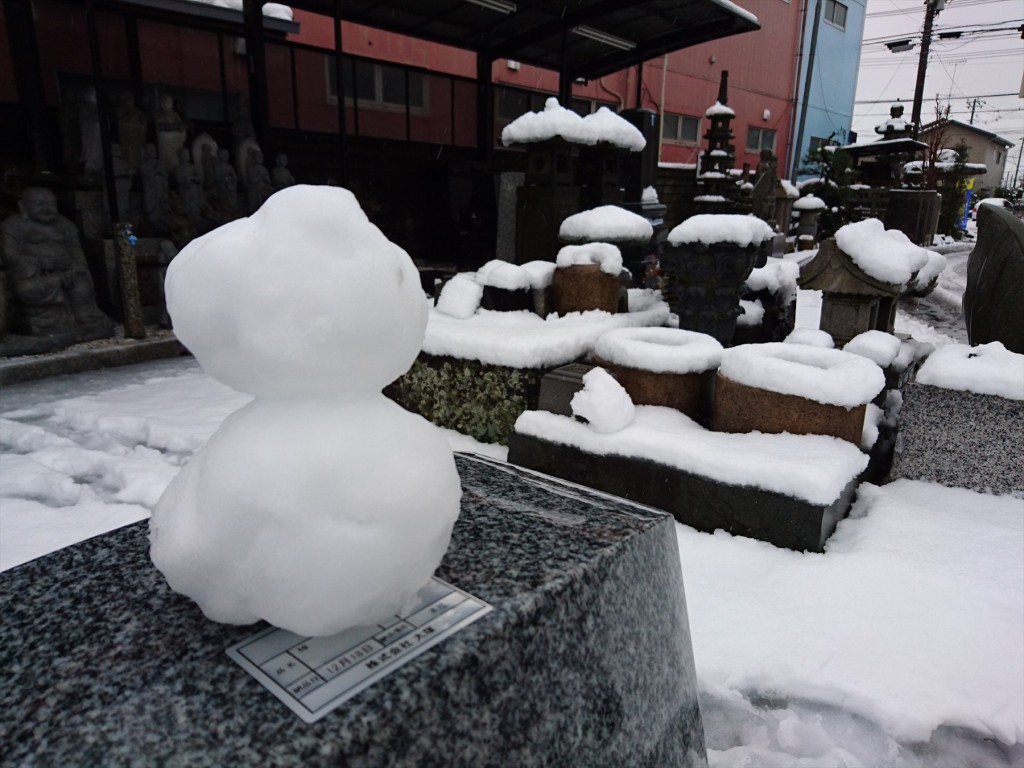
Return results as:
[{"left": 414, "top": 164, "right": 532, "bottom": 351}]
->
[{"left": 165, "top": 185, "right": 427, "bottom": 397}]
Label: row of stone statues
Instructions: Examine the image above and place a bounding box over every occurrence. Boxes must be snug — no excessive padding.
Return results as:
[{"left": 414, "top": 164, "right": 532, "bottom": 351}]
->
[{"left": 66, "top": 89, "right": 295, "bottom": 238}]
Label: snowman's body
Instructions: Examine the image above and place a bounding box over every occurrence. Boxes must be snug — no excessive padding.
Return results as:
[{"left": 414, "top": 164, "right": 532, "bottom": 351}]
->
[{"left": 150, "top": 186, "right": 461, "bottom": 638}]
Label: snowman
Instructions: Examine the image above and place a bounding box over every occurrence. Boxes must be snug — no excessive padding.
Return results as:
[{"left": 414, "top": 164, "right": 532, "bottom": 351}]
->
[{"left": 150, "top": 185, "right": 462, "bottom": 637}]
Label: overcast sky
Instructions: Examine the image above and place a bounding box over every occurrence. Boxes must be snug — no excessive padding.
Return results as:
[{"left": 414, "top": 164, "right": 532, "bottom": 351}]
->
[{"left": 851, "top": 0, "right": 1023, "bottom": 184}]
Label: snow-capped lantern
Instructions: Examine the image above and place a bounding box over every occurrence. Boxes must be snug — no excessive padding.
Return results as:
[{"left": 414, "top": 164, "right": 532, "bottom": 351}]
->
[{"left": 150, "top": 185, "right": 462, "bottom": 637}]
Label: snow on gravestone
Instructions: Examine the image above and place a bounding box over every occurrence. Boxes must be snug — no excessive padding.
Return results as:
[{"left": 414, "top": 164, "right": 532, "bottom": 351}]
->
[{"left": 150, "top": 185, "right": 462, "bottom": 637}]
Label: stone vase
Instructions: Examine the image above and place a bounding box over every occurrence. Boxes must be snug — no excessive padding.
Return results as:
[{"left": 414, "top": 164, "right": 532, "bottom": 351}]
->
[
  {"left": 659, "top": 241, "right": 765, "bottom": 345},
  {"left": 593, "top": 358, "right": 715, "bottom": 425},
  {"left": 551, "top": 264, "right": 620, "bottom": 315},
  {"left": 712, "top": 372, "right": 866, "bottom": 445}
]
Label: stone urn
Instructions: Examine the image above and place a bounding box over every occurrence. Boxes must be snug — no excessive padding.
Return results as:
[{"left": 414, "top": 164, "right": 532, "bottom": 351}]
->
[
  {"left": 660, "top": 215, "right": 774, "bottom": 345},
  {"left": 712, "top": 342, "right": 885, "bottom": 446},
  {"left": 551, "top": 243, "right": 624, "bottom": 315},
  {"left": 592, "top": 327, "right": 723, "bottom": 425}
]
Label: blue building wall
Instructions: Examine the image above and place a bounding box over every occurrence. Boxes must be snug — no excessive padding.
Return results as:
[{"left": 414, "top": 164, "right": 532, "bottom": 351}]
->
[{"left": 790, "top": 0, "right": 867, "bottom": 178}]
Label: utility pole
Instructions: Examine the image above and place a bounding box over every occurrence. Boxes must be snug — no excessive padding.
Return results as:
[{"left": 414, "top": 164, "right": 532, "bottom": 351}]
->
[
  {"left": 911, "top": 0, "right": 941, "bottom": 136},
  {"left": 967, "top": 97, "right": 980, "bottom": 124}
]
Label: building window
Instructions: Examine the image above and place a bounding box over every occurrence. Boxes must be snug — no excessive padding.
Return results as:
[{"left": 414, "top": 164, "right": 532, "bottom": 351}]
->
[
  {"left": 995, "top": 150, "right": 1002, "bottom": 164},
  {"left": 327, "top": 59, "right": 427, "bottom": 112},
  {"left": 824, "top": 0, "right": 847, "bottom": 30},
  {"left": 747, "top": 126, "right": 777, "bottom": 153},
  {"left": 495, "top": 87, "right": 549, "bottom": 121},
  {"left": 663, "top": 113, "right": 700, "bottom": 143}
]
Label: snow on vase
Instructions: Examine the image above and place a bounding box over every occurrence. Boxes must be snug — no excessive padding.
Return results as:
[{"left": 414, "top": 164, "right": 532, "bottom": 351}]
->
[{"left": 149, "top": 185, "right": 462, "bottom": 637}]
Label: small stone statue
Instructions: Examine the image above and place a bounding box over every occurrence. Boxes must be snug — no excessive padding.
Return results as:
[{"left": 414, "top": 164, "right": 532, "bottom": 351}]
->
[
  {"left": 0, "top": 188, "right": 112, "bottom": 340},
  {"left": 79, "top": 87, "right": 103, "bottom": 176},
  {"left": 207, "top": 148, "right": 240, "bottom": 224},
  {"left": 271, "top": 153, "right": 295, "bottom": 191},
  {"left": 192, "top": 133, "right": 218, "bottom": 188},
  {"left": 155, "top": 95, "right": 187, "bottom": 172},
  {"left": 246, "top": 148, "right": 273, "bottom": 213},
  {"left": 173, "top": 147, "right": 203, "bottom": 224},
  {"left": 111, "top": 143, "right": 133, "bottom": 221},
  {"left": 140, "top": 143, "right": 167, "bottom": 231},
  {"left": 231, "top": 104, "right": 256, "bottom": 176},
  {"left": 116, "top": 92, "right": 147, "bottom": 172}
]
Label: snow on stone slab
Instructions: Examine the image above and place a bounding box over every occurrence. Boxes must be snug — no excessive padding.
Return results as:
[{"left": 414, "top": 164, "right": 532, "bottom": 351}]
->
[
  {"left": 555, "top": 242, "right": 623, "bottom": 275},
  {"left": 693, "top": 195, "right": 728, "bottom": 203},
  {"left": 834, "top": 218, "right": 930, "bottom": 288},
  {"left": 678, "top": 479, "right": 1024, "bottom": 746},
  {"left": 793, "top": 195, "right": 826, "bottom": 211},
  {"left": 780, "top": 179, "right": 800, "bottom": 198},
  {"left": 667, "top": 214, "right": 774, "bottom": 248},
  {"left": 514, "top": 405, "right": 867, "bottom": 506},
  {"left": 745, "top": 258, "right": 800, "bottom": 301},
  {"left": 915, "top": 342, "right": 1024, "bottom": 400},
  {"left": 641, "top": 186, "right": 659, "bottom": 203},
  {"left": 570, "top": 367, "right": 635, "bottom": 433},
  {"left": 500, "top": 98, "right": 645, "bottom": 151},
  {"left": 423, "top": 300, "right": 671, "bottom": 369},
  {"left": 720, "top": 343, "right": 885, "bottom": 407},
  {"left": 785, "top": 327, "right": 835, "bottom": 348},
  {"left": 435, "top": 274, "right": 483, "bottom": 319},
  {"left": 559, "top": 206, "right": 653, "bottom": 243},
  {"left": 474, "top": 259, "right": 556, "bottom": 293},
  {"left": 594, "top": 327, "right": 723, "bottom": 374},
  {"left": 706, "top": 101, "right": 736, "bottom": 118},
  {"left": 844, "top": 330, "right": 902, "bottom": 368}
]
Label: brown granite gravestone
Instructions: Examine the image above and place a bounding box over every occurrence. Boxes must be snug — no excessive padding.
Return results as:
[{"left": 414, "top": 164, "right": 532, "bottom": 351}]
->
[
  {"left": 712, "top": 372, "right": 867, "bottom": 446},
  {"left": 551, "top": 264, "right": 621, "bottom": 315},
  {"left": 593, "top": 359, "right": 715, "bottom": 425}
]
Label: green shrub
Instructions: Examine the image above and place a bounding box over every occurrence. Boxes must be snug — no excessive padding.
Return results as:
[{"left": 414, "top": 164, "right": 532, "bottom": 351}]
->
[{"left": 386, "top": 355, "right": 546, "bottom": 445}]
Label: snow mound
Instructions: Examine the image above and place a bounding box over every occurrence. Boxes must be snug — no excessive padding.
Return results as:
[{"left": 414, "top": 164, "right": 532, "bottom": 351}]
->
[
  {"left": 436, "top": 274, "right": 483, "bottom": 319},
  {"left": 834, "top": 218, "right": 930, "bottom": 287},
  {"left": 844, "top": 330, "right": 902, "bottom": 369},
  {"left": 165, "top": 185, "right": 427, "bottom": 397},
  {"left": 911, "top": 250, "right": 947, "bottom": 292},
  {"left": 785, "top": 328, "right": 835, "bottom": 348},
  {"left": 668, "top": 214, "right": 774, "bottom": 248},
  {"left": 720, "top": 343, "right": 885, "bottom": 407},
  {"left": 555, "top": 242, "right": 623, "bottom": 275},
  {"left": 594, "top": 327, "right": 723, "bottom": 374},
  {"left": 570, "top": 367, "right": 635, "bottom": 433},
  {"left": 559, "top": 205, "right": 653, "bottom": 243},
  {"left": 746, "top": 260, "right": 800, "bottom": 302},
  {"left": 737, "top": 299, "right": 764, "bottom": 327},
  {"left": 500, "top": 98, "right": 645, "bottom": 151},
  {"left": 793, "top": 195, "right": 827, "bottom": 211},
  {"left": 915, "top": 342, "right": 1024, "bottom": 400}
]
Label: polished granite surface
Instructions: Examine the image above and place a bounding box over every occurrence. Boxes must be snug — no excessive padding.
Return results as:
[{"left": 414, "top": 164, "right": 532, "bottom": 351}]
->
[{"left": 1, "top": 453, "right": 707, "bottom": 767}]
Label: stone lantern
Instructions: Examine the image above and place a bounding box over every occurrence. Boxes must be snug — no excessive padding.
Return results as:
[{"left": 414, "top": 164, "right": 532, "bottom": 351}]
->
[{"left": 798, "top": 238, "right": 903, "bottom": 346}]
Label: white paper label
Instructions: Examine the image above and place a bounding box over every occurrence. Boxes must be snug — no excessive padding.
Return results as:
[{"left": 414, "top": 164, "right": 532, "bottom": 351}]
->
[{"left": 226, "top": 578, "right": 493, "bottom": 723}]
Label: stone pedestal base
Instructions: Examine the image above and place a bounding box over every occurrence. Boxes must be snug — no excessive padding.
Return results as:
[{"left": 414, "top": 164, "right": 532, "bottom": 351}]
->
[
  {"left": 508, "top": 434, "right": 858, "bottom": 552},
  {"left": 0, "top": 454, "right": 708, "bottom": 767},
  {"left": 890, "top": 382, "right": 1023, "bottom": 495}
]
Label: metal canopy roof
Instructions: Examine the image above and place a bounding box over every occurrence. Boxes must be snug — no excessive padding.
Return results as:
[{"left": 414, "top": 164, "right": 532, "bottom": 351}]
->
[{"left": 285, "top": 0, "right": 760, "bottom": 80}]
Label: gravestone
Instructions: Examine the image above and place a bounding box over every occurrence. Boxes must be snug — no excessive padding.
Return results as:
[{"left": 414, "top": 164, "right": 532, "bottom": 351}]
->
[
  {"left": 0, "top": 454, "right": 708, "bottom": 767},
  {"left": 963, "top": 203, "right": 1024, "bottom": 354}
]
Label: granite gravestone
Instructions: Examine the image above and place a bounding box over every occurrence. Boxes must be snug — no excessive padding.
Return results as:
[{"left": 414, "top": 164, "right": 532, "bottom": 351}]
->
[{"left": 0, "top": 454, "right": 708, "bottom": 767}]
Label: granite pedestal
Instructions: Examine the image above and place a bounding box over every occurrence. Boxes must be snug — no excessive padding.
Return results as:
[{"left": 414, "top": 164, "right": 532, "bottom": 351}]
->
[
  {"left": 0, "top": 454, "right": 707, "bottom": 767},
  {"left": 889, "top": 382, "right": 1023, "bottom": 495},
  {"left": 508, "top": 434, "right": 858, "bottom": 552}
]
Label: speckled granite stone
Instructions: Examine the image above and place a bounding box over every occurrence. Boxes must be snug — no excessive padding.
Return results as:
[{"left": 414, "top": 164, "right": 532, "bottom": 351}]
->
[
  {"left": 0, "top": 454, "right": 707, "bottom": 767},
  {"left": 890, "top": 382, "right": 1023, "bottom": 495}
]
